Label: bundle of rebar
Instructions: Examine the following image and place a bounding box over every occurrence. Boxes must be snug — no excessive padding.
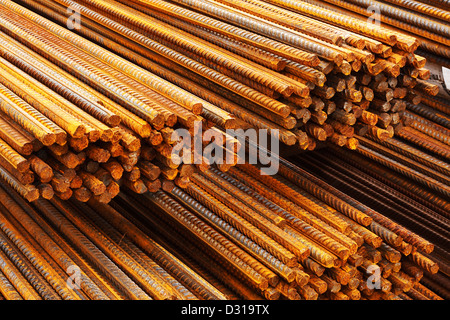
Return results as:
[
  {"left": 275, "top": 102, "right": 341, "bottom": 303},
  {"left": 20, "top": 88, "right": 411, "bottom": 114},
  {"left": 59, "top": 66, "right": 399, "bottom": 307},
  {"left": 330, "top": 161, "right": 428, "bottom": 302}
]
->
[
  {"left": 0, "top": 0, "right": 244, "bottom": 203},
  {"left": 0, "top": 178, "right": 228, "bottom": 300},
  {"left": 292, "top": 0, "right": 450, "bottom": 131},
  {"left": 0, "top": 156, "right": 446, "bottom": 300},
  {"left": 314, "top": 65, "right": 449, "bottom": 299},
  {"left": 14, "top": 0, "right": 440, "bottom": 151},
  {"left": 0, "top": 0, "right": 440, "bottom": 204},
  {"left": 293, "top": 0, "right": 450, "bottom": 59},
  {"left": 293, "top": 147, "right": 449, "bottom": 300},
  {"left": 147, "top": 158, "right": 444, "bottom": 300},
  {"left": 0, "top": 0, "right": 448, "bottom": 302},
  {"left": 123, "top": 75, "right": 449, "bottom": 300}
]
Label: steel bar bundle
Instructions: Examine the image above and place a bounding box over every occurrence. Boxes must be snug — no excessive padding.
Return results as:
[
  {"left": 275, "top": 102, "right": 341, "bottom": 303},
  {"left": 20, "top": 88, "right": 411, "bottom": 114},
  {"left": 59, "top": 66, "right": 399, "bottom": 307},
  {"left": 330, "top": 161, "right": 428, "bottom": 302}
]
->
[
  {"left": 0, "top": 0, "right": 244, "bottom": 203},
  {"left": 283, "top": 0, "right": 450, "bottom": 59},
  {"left": 293, "top": 146, "right": 449, "bottom": 300},
  {"left": 0, "top": 0, "right": 442, "bottom": 202},
  {"left": 0, "top": 102, "right": 447, "bottom": 300},
  {"left": 0, "top": 178, "right": 228, "bottom": 300},
  {"left": 0, "top": 0, "right": 447, "bottom": 302},
  {"left": 12, "top": 0, "right": 440, "bottom": 153},
  {"left": 314, "top": 79, "right": 450, "bottom": 298},
  {"left": 0, "top": 155, "right": 446, "bottom": 300},
  {"left": 114, "top": 132, "right": 447, "bottom": 300},
  {"left": 110, "top": 155, "right": 447, "bottom": 300},
  {"left": 122, "top": 92, "right": 448, "bottom": 301}
]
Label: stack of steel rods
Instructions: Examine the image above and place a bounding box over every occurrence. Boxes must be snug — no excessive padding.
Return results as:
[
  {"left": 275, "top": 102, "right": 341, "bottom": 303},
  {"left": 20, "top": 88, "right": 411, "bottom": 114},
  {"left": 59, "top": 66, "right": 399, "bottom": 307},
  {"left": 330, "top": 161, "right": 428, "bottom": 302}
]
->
[
  {"left": 116, "top": 158, "right": 445, "bottom": 300},
  {"left": 311, "top": 85, "right": 449, "bottom": 298},
  {"left": 115, "top": 140, "right": 444, "bottom": 300},
  {"left": 293, "top": 147, "right": 449, "bottom": 300},
  {"left": 402, "top": 76, "right": 450, "bottom": 153},
  {"left": 402, "top": 49, "right": 450, "bottom": 157},
  {"left": 412, "top": 94, "right": 450, "bottom": 127},
  {"left": 302, "top": 39, "right": 448, "bottom": 296},
  {"left": 0, "top": 157, "right": 445, "bottom": 300},
  {"left": 289, "top": 0, "right": 450, "bottom": 154},
  {"left": 14, "top": 0, "right": 440, "bottom": 153},
  {"left": 288, "top": 0, "right": 450, "bottom": 59},
  {"left": 346, "top": 104, "right": 450, "bottom": 204},
  {"left": 0, "top": 178, "right": 228, "bottom": 300},
  {"left": 0, "top": 0, "right": 447, "bottom": 302},
  {"left": 0, "top": 0, "right": 242, "bottom": 203}
]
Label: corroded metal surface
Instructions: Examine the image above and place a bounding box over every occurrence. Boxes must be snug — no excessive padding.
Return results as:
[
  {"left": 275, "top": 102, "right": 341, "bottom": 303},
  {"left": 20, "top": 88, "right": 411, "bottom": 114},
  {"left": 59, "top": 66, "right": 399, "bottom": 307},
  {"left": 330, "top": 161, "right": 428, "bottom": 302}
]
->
[{"left": 0, "top": 0, "right": 446, "bottom": 301}]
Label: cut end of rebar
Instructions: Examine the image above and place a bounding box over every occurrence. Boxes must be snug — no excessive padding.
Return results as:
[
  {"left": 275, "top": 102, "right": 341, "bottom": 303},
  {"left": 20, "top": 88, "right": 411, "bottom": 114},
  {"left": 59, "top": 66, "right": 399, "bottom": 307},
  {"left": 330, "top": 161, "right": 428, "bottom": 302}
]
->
[
  {"left": 190, "top": 102, "right": 203, "bottom": 116},
  {"left": 55, "top": 132, "right": 67, "bottom": 146},
  {"left": 385, "top": 34, "right": 398, "bottom": 47},
  {"left": 333, "top": 54, "right": 344, "bottom": 67},
  {"left": 40, "top": 133, "right": 56, "bottom": 146},
  {"left": 106, "top": 114, "right": 122, "bottom": 127},
  {"left": 222, "top": 117, "right": 236, "bottom": 130},
  {"left": 274, "top": 59, "right": 287, "bottom": 72},
  {"left": 71, "top": 125, "right": 87, "bottom": 139},
  {"left": 25, "top": 188, "right": 40, "bottom": 202},
  {"left": 279, "top": 85, "right": 294, "bottom": 98},
  {"left": 136, "top": 123, "right": 152, "bottom": 139},
  {"left": 150, "top": 114, "right": 166, "bottom": 130},
  {"left": 165, "top": 114, "right": 178, "bottom": 127}
]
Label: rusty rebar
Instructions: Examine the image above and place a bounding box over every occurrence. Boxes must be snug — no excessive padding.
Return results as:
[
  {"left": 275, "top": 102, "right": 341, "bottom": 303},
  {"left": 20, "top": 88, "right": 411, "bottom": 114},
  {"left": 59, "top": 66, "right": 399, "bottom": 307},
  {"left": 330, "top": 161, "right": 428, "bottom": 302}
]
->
[
  {"left": 320, "top": 0, "right": 450, "bottom": 42},
  {"left": 300, "top": 152, "right": 443, "bottom": 252},
  {"left": 0, "top": 0, "right": 446, "bottom": 301},
  {"left": 311, "top": 149, "right": 449, "bottom": 233},
  {"left": 87, "top": 198, "right": 228, "bottom": 300},
  {"left": 114, "top": 0, "right": 320, "bottom": 66},
  {"left": 148, "top": 190, "right": 274, "bottom": 290},
  {"left": 0, "top": 198, "right": 81, "bottom": 299},
  {"left": 191, "top": 172, "right": 310, "bottom": 263},
  {"left": 45, "top": 0, "right": 296, "bottom": 122},
  {"left": 353, "top": 142, "right": 450, "bottom": 199},
  {"left": 209, "top": 168, "right": 352, "bottom": 260},
  {"left": 170, "top": 186, "right": 296, "bottom": 283}
]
